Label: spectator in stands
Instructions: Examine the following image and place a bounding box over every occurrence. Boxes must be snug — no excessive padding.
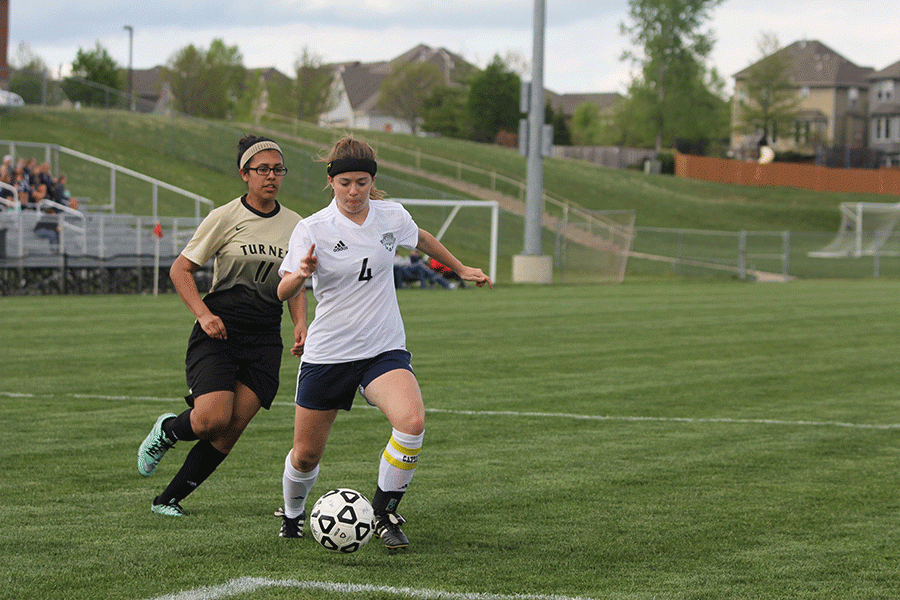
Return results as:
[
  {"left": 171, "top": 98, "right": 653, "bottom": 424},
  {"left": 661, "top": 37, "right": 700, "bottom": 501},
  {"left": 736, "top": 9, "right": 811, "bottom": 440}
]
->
[
  {"left": 1, "top": 155, "right": 12, "bottom": 179},
  {"left": 29, "top": 163, "right": 50, "bottom": 203},
  {"left": 0, "top": 168, "right": 15, "bottom": 206},
  {"left": 50, "top": 173, "right": 76, "bottom": 208},
  {"left": 37, "top": 163, "right": 55, "bottom": 197},
  {"left": 14, "top": 164, "right": 33, "bottom": 208},
  {"left": 33, "top": 207, "right": 60, "bottom": 248}
]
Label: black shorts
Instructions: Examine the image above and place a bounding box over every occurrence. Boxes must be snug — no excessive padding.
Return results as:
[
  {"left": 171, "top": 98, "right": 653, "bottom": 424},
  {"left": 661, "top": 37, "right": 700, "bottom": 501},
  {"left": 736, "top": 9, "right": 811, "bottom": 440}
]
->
[
  {"left": 184, "top": 322, "right": 283, "bottom": 410},
  {"left": 295, "top": 349, "right": 414, "bottom": 411}
]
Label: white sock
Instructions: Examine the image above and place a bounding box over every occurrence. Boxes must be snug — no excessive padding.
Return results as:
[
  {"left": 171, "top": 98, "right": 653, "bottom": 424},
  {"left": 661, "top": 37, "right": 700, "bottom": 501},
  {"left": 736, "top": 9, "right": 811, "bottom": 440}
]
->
[
  {"left": 378, "top": 429, "right": 423, "bottom": 493},
  {"left": 282, "top": 452, "right": 318, "bottom": 519}
]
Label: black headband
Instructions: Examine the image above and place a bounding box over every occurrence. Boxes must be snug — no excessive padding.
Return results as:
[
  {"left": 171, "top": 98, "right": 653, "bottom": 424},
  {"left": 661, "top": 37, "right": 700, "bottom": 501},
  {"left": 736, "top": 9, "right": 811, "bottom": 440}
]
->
[{"left": 327, "top": 157, "right": 377, "bottom": 178}]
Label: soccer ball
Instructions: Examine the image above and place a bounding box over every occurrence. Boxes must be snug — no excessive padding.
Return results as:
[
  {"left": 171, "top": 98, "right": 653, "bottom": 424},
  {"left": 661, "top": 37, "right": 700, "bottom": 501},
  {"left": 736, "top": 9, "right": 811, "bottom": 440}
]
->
[{"left": 309, "top": 488, "right": 375, "bottom": 553}]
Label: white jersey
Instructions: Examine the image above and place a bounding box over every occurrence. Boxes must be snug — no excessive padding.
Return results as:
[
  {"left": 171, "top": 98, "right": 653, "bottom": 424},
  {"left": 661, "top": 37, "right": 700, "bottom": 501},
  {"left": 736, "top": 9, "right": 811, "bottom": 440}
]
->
[{"left": 280, "top": 199, "right": 419, "bottom": 363}]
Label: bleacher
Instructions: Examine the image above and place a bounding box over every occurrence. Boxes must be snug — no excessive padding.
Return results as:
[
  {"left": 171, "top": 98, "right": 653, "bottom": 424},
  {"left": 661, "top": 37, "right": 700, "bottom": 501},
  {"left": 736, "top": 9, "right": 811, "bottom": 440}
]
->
[
  {"left": 0, "top": 201, "right": 205, "bottom": 294},
  {"left": 1, "top": 141, "right": 213, "bottom": 295}
]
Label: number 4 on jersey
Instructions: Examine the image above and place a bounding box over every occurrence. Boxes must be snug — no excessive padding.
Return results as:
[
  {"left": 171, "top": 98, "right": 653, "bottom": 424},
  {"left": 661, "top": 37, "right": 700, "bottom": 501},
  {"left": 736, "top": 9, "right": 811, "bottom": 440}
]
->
[{"left": 358, "top": 258, "right": 373, "bottom": 282}]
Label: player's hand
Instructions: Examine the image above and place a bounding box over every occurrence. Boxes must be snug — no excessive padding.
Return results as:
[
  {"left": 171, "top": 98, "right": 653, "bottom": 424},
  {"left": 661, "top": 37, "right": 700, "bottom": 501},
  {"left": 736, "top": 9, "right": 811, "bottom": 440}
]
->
[
  {"left": 198, "top": 313, "right": 227, "bottom": 340},
  {"left": 459, "top": 267, "right": 493, "bottom": 289},
  {"left": 291, "top": 325, "right": 307, "bottom": 357},
  {"left": 299, "top": 244, "right": 318, "bottom": 277}
]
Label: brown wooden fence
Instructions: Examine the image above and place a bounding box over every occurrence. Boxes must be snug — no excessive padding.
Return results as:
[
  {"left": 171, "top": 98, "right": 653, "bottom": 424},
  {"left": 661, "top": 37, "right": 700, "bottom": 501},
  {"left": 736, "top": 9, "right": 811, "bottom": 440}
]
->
[{"left": 675, "top": 153, "right": 900, "bottom": 196}]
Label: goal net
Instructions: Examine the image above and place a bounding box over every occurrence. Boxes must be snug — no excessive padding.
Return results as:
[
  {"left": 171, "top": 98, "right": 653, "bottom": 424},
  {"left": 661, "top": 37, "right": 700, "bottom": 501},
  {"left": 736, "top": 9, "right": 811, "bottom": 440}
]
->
[
  {"left": 808, "top": 202, "right": 900, "bottom": 258},
  {"left": 392, "top": 199, "right": 499, "bottom": 282}
]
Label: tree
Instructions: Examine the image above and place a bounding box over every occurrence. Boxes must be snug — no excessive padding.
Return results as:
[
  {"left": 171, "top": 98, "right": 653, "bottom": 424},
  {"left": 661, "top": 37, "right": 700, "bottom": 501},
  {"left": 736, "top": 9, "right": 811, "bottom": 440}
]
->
[
  {"left": 545, "top": 102, "right": 572, "bottom": 146},
  {"left": 421, "top": 85, "right": 469, "bottom": 138},
  {"left": 736, "top": 33, "right": 800, "bottom": 145},
  {"left": 466, "top": 55, "right": 521, "bottom": 143},
  {"left": 64, "top": 43, "right": 121, "bottom": 107},
  {"left": 165, "top": 39, "right": 245, "bottom": 119},
  {"left": 571, "top": 103, "right": 603, "bottom": 145},
  {"left": 292, "top": 48, "right": 335, "bottom": 123},
  {"left": 8, "top": 43, "right": 49, "bottom": 104},
  {"left": 621, "top": 0, "right": 724, "bottom": 154},
  {"left": 378, "top": 61, "right": 444, "bottom": 134}
]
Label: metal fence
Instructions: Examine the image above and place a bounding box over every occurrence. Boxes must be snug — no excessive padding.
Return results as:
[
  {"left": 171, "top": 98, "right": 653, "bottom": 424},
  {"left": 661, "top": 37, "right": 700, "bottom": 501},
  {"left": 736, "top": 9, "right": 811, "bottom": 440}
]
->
[{"left": 630, "top": 227, "right": 900, "bottom": 280}]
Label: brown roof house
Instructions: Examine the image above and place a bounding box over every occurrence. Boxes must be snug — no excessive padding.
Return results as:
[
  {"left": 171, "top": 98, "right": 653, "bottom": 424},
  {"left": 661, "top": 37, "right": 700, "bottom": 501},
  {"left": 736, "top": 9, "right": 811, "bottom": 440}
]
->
[
  {"left": 869, "top": 59, "right": 900, "bottom": 166},
  {"left": 319, "top": 44, "right": 477, "bottom": 134},
  {"left": 731, "top": 40, "right": 873, "bottom": 156}
]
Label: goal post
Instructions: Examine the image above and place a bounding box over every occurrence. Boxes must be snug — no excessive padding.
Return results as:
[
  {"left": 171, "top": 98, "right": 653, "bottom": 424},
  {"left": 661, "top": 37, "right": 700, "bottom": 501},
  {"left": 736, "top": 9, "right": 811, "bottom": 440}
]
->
[
  {"left": 392, "top": 199, "right": 499, "bottom": 282},
  {"left": 809, "top": 202, "right": 900, "bottom": 258}
]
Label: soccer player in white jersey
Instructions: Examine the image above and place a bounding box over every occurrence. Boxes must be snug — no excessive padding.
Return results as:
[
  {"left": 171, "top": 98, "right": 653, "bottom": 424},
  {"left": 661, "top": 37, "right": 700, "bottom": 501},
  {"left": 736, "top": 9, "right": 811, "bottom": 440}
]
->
[
  {"left": 136, "top": 136, "right": 305, "bottom": 517},
  {"left": 276, "top": 136, "right": 491, "bottom": 548}
]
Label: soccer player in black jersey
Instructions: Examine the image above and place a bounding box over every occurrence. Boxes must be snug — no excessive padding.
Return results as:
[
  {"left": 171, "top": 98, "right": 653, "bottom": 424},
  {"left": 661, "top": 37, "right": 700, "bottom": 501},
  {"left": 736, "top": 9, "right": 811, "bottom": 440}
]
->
[{"left": 137, "top": 135, "right": 305, "bottom": 517}]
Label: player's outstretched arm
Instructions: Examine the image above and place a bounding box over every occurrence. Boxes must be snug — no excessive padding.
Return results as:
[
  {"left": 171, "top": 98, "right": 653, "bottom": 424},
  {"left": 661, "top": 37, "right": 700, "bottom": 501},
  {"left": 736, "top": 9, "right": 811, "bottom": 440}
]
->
[{"left": 416, "top": 229, "right": 492, "bottom": 289}]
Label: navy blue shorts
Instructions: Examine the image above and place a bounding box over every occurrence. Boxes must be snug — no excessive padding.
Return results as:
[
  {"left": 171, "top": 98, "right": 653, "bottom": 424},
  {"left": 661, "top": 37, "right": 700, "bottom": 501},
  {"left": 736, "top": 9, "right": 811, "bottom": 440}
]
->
[{"left": 295, "top": 349, "right": 414, "bottom": 411}]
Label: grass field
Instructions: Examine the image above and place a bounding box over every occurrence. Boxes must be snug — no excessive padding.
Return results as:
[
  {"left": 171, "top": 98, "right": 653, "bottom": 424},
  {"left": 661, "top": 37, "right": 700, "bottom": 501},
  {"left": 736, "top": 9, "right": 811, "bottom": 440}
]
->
[{"left": 2, "top": 280, "right": 900, "bottom": 599}]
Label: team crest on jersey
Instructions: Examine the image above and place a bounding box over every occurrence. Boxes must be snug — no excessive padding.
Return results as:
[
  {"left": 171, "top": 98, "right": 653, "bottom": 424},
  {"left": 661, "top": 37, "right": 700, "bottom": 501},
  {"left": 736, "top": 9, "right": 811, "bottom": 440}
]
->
[{"left": 380, "top": 233, "right": 397, "bottom": 252}]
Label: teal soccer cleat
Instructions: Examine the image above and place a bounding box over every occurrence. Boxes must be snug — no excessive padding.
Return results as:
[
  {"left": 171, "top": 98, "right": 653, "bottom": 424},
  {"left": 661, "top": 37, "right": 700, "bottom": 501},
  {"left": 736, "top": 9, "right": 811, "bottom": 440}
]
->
[{"left": 137, "top": 413, "right": 176, "bottom": 477}]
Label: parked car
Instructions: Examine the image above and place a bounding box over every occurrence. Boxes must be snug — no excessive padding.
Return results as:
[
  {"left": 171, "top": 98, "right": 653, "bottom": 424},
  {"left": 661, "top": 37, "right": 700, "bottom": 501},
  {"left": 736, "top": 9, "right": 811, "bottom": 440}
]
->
[{"left": 0, "top": 90, "right": 25, "bottom": 107}]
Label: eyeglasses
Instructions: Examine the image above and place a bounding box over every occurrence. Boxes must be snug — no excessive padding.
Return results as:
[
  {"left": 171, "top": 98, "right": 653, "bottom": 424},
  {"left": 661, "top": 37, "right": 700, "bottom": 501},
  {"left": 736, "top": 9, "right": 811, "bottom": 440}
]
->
[{"left": 246, "top": 165, "right": 288, "bottom": 176}]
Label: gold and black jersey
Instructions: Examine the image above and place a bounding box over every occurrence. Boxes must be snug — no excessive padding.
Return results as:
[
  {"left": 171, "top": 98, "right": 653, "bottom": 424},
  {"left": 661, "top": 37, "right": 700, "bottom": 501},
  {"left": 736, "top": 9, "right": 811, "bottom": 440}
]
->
[{"left": 182, "top": 196, "right": 302, "bottom": 333}]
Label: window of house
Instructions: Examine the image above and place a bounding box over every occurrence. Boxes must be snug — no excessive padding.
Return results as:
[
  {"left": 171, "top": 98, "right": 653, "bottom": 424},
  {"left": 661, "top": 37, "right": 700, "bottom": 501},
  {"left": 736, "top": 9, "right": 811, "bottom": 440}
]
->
[
  {"left": 794, "top": 120, "right": 812, "bottom": 144},
  {"left": 801, "top": 86, "right": 810, "bottom": 99},
  {"left": 849, "top": 87, "right": 859, "bottom": 107},
  {"left": 876, "top": 80, "right": 895, "bottom": 102}
]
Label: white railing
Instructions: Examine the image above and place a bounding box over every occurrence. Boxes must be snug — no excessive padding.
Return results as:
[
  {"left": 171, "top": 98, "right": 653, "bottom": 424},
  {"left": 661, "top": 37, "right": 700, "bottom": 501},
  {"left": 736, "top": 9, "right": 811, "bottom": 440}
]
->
[{"left": 1, "top": 140, "right": 215, "bottom": 220}]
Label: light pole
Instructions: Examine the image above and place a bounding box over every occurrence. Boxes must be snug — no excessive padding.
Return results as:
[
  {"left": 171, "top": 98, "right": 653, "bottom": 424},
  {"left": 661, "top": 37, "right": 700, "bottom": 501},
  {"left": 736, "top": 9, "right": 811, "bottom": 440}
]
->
[
  {"left": 123, "top": 25, "right": 133, "bottom": 110},
  {"left": 512, "top": 0, "right": 553, "bottom": 283}
]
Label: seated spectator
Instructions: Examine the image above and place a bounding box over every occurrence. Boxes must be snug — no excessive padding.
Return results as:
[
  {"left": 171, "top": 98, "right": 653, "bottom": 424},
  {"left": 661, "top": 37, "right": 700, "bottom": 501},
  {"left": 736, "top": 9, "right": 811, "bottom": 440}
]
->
[
  {"left": 429, "top": 256, "right": 468, "bottom": 288},
  {"left": 0, "top": 168, "right": 15, "bottom": 206},
  {"left": 34, "top": 208, "right": 61, "bottom": 248},
  {"left": 29, "top": 165, "right": 50, "bottom": 203},
  {"left": 1, "top": 155, "right": 12, "bottom": 180},
  {"left": 14, "top": 165, "right": 34, "bottom": 209},
  {"left": 36, "top": 163, "right": 55, "bottom": 200},
  {"left": 394, "top": 250, "right": 455, "bottom": 289},
  {"left": 50, "top": 173, "right": 76, "bottom": 208}
]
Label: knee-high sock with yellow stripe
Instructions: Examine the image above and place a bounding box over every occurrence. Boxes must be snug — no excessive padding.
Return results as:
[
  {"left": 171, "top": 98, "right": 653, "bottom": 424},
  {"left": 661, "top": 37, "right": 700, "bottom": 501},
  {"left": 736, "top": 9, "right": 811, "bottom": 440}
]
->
[{"left": 373, "top": 428, "right": 423, "bottom": 515}]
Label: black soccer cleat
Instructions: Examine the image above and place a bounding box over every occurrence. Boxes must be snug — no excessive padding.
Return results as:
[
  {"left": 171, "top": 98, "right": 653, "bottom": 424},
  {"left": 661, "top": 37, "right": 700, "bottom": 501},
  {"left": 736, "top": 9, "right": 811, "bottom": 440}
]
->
[
  {"left": 276, "top": 507, "right": 305, "bottom": 538},
  {"left": 374, "top": 512, "right": 409, "bottom": 549}
]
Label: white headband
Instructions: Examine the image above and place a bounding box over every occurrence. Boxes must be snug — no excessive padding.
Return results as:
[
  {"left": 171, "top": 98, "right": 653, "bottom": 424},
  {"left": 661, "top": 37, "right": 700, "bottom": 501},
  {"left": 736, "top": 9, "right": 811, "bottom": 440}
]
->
[{"left": 239, "top": 141, "right": 283, "bottom": 169}]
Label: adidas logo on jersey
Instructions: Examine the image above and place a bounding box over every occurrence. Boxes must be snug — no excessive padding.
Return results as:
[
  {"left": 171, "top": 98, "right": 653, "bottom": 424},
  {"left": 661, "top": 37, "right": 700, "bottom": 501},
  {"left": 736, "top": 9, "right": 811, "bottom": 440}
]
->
[{"left": 333, "top": 240, "right": 349, "bottom": 252}]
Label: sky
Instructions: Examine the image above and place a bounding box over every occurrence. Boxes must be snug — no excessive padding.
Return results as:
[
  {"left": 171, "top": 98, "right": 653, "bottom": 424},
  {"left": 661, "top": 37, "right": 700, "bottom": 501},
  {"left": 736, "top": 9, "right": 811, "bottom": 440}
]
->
[{"left": 7, "top": 0, "right": 900, "bottom": 96}]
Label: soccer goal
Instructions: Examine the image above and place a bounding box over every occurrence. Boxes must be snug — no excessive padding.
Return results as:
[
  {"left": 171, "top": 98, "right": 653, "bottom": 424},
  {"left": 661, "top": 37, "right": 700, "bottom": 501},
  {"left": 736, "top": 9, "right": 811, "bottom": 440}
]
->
[
  {"left": 393, "top": 199, "right": 499, "bottom": 282},
  {"left": 808, "top": 202, "right": 900, "bottom": 258}
]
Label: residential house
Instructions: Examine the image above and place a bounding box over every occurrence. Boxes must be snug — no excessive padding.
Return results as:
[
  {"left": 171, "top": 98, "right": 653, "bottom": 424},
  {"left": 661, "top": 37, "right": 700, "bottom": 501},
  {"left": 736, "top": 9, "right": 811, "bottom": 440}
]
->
[
  {"left": 731, "top": 40, "right": 873, "bottom": 158},
  {"left": 128, "top": 65, "right": 291, "bottom": 117},
  {"left": 869, "top": 59, "right": 900, "bottom": 166},
  {"left": 128, "top": 66, "right": 167, "bottom": 113},
  {"left": 547, "top": 91, "right": 623, "bottom": 128},
  {"left": 319, "top": 44, "right": 477, "bottom": 134}
]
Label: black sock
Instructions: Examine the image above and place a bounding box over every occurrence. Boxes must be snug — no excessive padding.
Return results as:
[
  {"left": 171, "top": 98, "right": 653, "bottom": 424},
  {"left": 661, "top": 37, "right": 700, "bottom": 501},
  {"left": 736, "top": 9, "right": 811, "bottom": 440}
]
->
[
  {"left": 162, "top": 409, "right": 199, "bottom": 443},
  {"left": 155, "top": 440, "right": 227, "bottom": 505},
  {"left": 372, "top": 487, "right": 405, "bottom": 515}
]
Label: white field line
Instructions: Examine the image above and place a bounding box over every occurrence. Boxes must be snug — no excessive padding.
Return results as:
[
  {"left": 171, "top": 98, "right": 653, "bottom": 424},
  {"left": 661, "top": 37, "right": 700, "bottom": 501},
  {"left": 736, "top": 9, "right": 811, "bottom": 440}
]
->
[
  {"left": 144, "top": 576, "right": 598, "bottom": 600},
  {"left": 3, "top": 391, "right": 899, "bottom": 431}
]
